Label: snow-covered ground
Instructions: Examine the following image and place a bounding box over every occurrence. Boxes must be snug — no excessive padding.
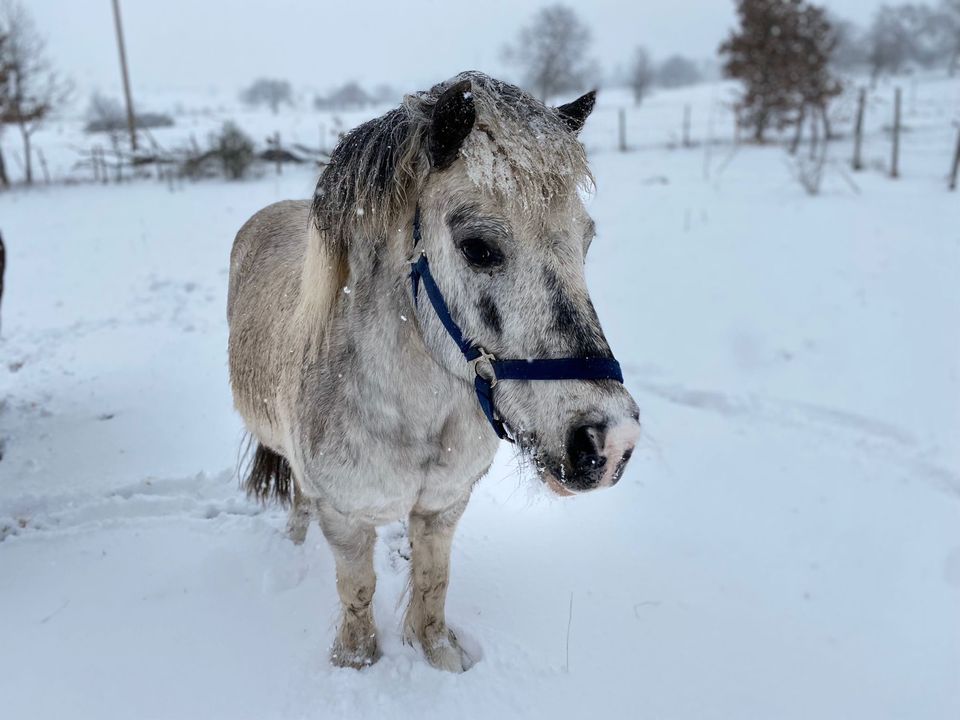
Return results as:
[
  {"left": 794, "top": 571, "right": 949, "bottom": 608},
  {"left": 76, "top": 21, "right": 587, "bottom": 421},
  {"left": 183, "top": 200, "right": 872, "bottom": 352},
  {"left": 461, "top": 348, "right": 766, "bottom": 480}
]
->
[{"left": 1, "top": 78, "right": 959, "bottom": 719}]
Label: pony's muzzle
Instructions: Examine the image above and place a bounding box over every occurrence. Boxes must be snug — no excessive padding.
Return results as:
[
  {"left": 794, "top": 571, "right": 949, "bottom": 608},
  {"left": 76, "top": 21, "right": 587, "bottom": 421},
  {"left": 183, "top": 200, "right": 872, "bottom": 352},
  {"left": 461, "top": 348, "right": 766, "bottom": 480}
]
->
[{"left": 554, "top": 415, "right": 640, "bottom": 494}]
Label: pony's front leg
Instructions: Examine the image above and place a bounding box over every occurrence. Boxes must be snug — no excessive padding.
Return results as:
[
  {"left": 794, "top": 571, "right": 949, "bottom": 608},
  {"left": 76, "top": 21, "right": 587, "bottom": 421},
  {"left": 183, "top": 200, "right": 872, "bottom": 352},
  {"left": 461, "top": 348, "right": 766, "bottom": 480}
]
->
[
  {"left": 315, "top": 504, "right": 380, "bottom": 669},
  {"left": 404, "top": 500, "right": 470, "bottom": 673}
]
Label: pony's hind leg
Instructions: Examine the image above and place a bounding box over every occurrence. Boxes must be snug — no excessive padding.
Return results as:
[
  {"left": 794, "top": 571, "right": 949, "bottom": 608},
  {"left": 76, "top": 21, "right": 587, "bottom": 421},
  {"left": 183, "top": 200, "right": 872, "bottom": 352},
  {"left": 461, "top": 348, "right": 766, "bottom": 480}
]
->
[
  {"left": 404, "top": 500, "right": 470, "bottom": 673},
  {"left": 315, "top": 503, "right": 380, "bottom": 669},
  {"left": 286, "top": 482, "right": 313, "bottom": 545}
]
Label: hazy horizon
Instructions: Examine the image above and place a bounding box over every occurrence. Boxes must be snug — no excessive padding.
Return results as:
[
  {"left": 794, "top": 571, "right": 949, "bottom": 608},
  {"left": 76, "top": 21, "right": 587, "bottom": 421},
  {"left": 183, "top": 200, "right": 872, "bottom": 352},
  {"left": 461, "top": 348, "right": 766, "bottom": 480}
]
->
[{"left": 30, "top": 0, "right": 890, "bottom": 104}]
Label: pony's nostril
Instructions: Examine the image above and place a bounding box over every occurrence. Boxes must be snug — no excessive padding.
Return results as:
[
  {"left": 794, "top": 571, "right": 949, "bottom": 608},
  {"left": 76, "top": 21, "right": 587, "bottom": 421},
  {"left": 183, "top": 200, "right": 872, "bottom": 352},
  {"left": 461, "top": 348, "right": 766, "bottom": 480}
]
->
[{"left": 567, "top": 423, "right": 607, "bottom": 473}]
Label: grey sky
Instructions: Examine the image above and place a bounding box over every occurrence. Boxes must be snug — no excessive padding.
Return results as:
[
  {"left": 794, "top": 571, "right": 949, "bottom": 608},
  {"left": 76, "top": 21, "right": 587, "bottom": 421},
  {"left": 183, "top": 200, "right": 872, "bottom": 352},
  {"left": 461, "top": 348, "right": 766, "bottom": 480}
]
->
[{"left": 29, "top": 0, "right": 887, "bottom": 100}]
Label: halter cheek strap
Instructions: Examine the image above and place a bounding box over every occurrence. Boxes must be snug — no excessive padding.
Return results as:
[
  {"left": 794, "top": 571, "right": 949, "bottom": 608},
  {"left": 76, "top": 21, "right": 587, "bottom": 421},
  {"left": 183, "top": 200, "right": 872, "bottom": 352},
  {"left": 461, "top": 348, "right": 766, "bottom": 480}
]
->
[{"left": 408, "top": 205, "right": 624, "bottom": 441}]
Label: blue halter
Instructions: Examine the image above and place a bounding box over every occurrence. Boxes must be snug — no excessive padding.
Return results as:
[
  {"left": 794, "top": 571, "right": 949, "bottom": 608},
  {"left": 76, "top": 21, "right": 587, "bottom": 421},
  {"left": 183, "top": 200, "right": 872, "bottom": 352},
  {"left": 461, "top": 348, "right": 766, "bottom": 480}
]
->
[{"left": 408, "top": 206, "right": 624, "bottom": 441}]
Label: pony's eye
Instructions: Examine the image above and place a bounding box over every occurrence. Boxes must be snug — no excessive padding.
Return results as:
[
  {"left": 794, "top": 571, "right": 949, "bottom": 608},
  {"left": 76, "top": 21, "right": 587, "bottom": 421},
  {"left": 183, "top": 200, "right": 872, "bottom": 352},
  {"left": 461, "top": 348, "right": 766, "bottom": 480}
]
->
[{"left": 459, "top": 237, "right": 503, "bottom": 268}]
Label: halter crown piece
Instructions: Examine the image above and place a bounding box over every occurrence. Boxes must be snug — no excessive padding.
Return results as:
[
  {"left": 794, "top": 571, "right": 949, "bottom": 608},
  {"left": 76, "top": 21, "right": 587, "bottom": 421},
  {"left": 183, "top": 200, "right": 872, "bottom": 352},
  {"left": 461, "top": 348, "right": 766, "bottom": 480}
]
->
[{"left": 408, "top": 206, "right": 624, "bottom": 442}]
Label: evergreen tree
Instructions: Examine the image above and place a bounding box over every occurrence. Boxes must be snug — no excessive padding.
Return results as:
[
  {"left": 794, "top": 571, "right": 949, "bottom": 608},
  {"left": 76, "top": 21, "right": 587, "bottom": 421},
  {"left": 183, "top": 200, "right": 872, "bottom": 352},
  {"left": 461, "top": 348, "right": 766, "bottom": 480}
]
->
[{"left": 720, "top": 0, "right": 840, "bottom": 143}]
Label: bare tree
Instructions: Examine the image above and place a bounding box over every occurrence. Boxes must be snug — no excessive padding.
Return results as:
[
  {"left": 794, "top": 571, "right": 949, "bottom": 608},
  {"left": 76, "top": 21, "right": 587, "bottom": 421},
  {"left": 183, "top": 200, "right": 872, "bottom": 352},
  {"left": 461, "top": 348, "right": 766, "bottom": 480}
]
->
[
  {"left": 866, "top": 4, "right": 943, "bottom": 82},
  {"left": 83, "top": 91, "right": 172, "bottom": 133},
  {"left": 0, "top": 1, "right": 69, "bottom": 185},
  {"left": 939, "top": 0, "right": 960, "bottom": 75},
  {"left": 628, "top": 47, "right": 654, "bottom": 104},
  {"left": 0, "top": 29, "right": 10, "bottom": 188},
  {"left": 656, "top": 55, "right": 702, "bottom": 88},
  {"left": 502, "top": 4, "right": 597, "bottom": 101},
  {"left": 867, "top": 7, "right": 909, "bottom": 81},
  {"left": 240, "top": 78, "right": 292, "bottom": 114},
  {"left": 909, "top": 4, "right": 949, "bottom": 68},
  {"left": 213, "top": 122, "right": 254, "bottom": 180},
  {"left": 830, "top": 16, "right": 869, "bottom": 72},
  {"left": 314, "top": 81, "right": 373, "bottom": 111}
]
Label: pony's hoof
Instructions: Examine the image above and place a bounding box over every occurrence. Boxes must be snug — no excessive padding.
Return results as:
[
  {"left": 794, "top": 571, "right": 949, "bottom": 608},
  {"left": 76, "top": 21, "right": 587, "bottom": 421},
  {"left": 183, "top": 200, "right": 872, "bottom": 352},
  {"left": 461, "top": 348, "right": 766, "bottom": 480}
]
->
[
  {"left": 287, "top": 524, "right": 308, "bottom": 545},
  {"left": 330, "top": 635, "right": 380, "bottom": 670},
  {"left": 286, "top": 514, "right": 310, "bottom": 545},
  {"left": 421, "top": 629, "right": 469, "bottom": 673}
]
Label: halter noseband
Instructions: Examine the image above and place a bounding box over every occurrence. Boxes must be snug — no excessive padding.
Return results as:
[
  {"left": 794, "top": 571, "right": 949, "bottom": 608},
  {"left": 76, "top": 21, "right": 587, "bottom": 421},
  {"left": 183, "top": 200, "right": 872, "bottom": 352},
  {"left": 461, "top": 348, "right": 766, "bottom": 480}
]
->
[{"left": 408, "top": 205, "right": 624, "bottom": 441}]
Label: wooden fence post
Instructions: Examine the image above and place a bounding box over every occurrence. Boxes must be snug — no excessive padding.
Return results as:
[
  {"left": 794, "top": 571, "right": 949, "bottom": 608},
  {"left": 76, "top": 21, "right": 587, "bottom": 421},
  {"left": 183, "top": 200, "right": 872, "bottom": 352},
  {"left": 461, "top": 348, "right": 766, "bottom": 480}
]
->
[
  {"left": 949, "top": 126, "right": 960, "bottom": 191},
  {"left": 682, "top": 104, "right": 692, "bottom": 148},
  {"left": 809, "top": 110, "right": 820, "bottom": 160},
  {"left": 36, "top": 148, "right": 50, "bottom": 185},
  {"left": 852, "top": 88, "right": 866, "bottom": 171},
  {"left": 891, "top": 87, "right": 901, "bottom": 179},
  {"left": 618, "top": 109, "right": 627, "bottom": 152},
  {"left": 0, "top": 231, "right": 5, "bottom": 334},
  {"left": 0, "top": 231, "right": 5, "bottom": 335}
]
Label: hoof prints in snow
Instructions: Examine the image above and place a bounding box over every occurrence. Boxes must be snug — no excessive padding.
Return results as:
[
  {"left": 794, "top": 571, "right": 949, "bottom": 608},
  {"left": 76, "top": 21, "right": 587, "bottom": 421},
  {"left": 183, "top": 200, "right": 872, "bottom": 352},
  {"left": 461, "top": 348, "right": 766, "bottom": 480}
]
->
[
  {"left": 382, "top": 521, "right": 412, "bottom": 572},
  {"left": 0, "top": 471, "right": 263, "bottom": 542}
]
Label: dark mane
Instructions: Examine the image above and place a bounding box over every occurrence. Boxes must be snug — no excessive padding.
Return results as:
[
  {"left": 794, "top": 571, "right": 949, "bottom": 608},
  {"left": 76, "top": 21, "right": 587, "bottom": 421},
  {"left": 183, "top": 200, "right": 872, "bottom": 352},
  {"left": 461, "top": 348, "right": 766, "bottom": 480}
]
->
[{"left": 311, "top": 103, "right": 427, "bottom": 247}]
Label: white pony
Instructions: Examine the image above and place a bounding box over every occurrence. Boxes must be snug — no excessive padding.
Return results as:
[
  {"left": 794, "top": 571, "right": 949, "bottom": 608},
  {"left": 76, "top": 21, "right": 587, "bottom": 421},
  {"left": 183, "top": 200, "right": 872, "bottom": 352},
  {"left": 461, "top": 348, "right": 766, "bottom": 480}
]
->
[{"left": 228, "top": 71, "right": 640, "bottom": 672}]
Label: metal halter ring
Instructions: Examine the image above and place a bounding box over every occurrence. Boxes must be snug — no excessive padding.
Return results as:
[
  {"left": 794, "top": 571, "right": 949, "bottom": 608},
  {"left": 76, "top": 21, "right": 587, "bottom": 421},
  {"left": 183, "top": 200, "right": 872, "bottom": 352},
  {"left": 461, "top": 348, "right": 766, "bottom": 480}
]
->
[{"left": 471, "top": 348, "right": 498, "bottom": 388}]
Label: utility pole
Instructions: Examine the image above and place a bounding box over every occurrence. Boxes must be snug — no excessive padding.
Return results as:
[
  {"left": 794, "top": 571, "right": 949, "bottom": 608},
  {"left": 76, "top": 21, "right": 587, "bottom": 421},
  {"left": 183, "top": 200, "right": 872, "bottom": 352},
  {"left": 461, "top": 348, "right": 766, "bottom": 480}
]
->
[{"left": 111, "top": 0, "right": 137, "bottom": 151}]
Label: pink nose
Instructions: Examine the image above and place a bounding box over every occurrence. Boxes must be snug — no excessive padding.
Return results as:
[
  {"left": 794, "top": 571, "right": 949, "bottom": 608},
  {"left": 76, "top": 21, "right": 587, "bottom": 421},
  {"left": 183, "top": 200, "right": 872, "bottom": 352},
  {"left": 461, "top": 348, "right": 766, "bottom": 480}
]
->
[
  {"left": 566, "top": 418, "right": 640, "bottom": 491},
  {"left": 599, "top": 420, "right": 641, "bottom": 487}
]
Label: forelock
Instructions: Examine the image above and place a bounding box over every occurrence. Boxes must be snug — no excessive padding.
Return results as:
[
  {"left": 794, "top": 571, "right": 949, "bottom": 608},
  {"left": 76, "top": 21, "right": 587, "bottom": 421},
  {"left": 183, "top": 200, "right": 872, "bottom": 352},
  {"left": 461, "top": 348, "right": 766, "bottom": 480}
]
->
[
  {"left": 451, "top": 72, "right": 593, "bottom": 210},
  {"left": 311, "top": 71, "right": 593, "bottom": 249}
]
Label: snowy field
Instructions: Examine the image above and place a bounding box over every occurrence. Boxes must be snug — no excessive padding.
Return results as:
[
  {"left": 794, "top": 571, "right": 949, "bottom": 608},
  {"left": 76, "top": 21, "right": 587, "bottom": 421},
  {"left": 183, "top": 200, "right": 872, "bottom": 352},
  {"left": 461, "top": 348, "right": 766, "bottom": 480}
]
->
[
  {"left": 1, "top": 78, "right": 959, "bottom": 719},
  {"left": 6, "top": 74, "right": 959, "bottom": 183}
]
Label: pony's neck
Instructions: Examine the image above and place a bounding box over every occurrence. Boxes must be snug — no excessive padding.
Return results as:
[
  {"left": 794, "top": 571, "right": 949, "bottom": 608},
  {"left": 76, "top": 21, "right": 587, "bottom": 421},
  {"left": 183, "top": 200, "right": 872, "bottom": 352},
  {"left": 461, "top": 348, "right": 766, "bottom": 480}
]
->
[{"left": 342, "top": 217, "right": 476, "bottom": 422}]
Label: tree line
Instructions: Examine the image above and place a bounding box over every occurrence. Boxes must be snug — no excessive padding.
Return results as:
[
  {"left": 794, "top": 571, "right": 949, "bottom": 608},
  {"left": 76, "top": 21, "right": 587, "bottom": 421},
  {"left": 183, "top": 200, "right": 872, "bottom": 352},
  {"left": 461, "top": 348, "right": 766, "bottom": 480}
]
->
[
  {"left": 720, "top": 0, "right": 959, "bottom": 143},
  {"left": 2, "top": 0, "right": 959, "bottom": 188},
  {"left": 500, "top": 1, "right": 958, "bottom": 144},
  {"left": 238, "top": 78, "right": 398, "bottom": 114}
]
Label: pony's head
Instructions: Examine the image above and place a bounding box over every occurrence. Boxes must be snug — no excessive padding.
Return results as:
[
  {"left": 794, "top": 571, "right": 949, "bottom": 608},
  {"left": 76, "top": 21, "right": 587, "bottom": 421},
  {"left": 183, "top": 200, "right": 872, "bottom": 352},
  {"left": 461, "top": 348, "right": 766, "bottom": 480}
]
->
[{"left": 313, "top": 71, "right": 640, "bottom": 495}]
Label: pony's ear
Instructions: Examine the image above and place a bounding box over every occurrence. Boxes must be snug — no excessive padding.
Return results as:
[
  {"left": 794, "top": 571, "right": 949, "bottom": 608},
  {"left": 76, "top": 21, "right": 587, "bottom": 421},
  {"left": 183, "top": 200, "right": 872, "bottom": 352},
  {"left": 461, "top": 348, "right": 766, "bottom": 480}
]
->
[
  {"left": 429, "top": 79, "right": 476, "bottom": 170},
  {"left": 555, "top": 90, "right": 597, "bottom": 135}
]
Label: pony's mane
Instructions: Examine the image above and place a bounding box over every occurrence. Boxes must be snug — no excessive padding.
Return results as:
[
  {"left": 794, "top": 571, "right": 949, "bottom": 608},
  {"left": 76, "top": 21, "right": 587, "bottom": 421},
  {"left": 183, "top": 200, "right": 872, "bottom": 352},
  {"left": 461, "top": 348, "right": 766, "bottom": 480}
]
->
[{"left": 311, "top": 71, "right": 592, "bottom": 248}]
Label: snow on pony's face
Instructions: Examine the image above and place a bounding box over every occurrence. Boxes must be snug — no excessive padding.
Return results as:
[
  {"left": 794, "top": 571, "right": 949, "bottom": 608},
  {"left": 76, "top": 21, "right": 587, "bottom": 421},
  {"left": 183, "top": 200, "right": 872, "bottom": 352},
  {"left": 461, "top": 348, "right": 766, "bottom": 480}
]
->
[{"left": 415, "top": 76, "right": 640, "bottom": 495}]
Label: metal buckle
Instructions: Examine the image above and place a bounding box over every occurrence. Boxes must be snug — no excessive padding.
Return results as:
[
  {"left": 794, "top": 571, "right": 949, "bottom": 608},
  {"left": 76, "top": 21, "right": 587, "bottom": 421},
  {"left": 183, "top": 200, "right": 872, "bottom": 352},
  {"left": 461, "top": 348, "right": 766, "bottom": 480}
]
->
[
  {"left": 471, "top": 348, "right": 498, "bottom": 388},
  {"left": 408, "top": 249, "right": 426, "bottom": 267}
]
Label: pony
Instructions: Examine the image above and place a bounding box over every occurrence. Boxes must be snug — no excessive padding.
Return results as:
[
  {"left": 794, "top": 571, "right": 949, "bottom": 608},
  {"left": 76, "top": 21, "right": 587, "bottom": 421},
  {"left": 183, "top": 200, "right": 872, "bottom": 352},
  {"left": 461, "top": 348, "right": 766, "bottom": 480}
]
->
[{"left": 227, "top": 71, "right": 640, "bottom": 672}]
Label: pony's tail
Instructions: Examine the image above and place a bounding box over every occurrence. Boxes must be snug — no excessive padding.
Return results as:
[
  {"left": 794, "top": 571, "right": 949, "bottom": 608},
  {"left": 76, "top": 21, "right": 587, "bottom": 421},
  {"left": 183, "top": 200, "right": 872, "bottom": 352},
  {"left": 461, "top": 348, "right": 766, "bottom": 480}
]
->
[{"left": 241, "top": 440, "right": 293, "bottom": 507}]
